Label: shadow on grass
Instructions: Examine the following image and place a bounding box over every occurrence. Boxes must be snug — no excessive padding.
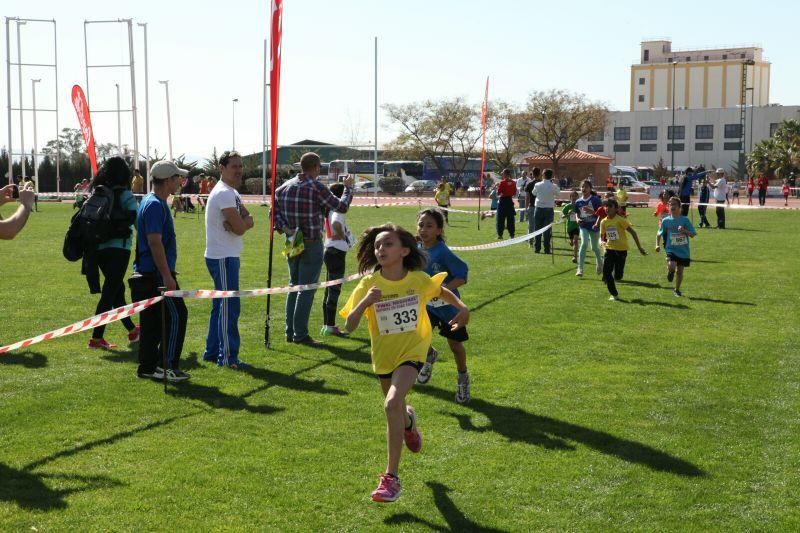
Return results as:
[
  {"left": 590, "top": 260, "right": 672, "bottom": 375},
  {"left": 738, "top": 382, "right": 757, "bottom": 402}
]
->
[
  {"left": 167, "top": 382, "right": 283, "bottom": 414},
  {"left": 617, "top": 280, "right": 668, "bottom": 290},
  {"left": 472, "top": 268, "right": 574, "bottom": 313},
  {"left": 716, "top": 227, "right": 766, "bottom": 233},
  {"left": 687, "top": 296, "right": 756, "bottom": 306},
  {"left": 385, "top": 481, "right": 507, "bottom": 532},
  {"left": 0, "top": 463, "right": 123, "bottom": 511},
  {"left": 625, "top": 298, "right": 689, "bottom": 310},
  {"left": 0, "top": 350, "right": 47, "bottom": 368},
  {"left": 240, "top": 364, "right": 348, "bottom": 396},
  {"left": 318, "top": 359, "right": 705, "bottom": 477}
]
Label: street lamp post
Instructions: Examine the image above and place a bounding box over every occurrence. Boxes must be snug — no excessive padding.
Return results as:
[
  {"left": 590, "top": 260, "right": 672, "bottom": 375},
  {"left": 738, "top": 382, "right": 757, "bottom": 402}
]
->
[
  {"left": 232, "top": 98, "right": 238, "bottom": 150},
  {"left": 16, "top": 20, "right": 27, "bottom": 180},
  {"left": 115, "top": 83, "right": 122, "bottom": 155},
  {"left": 159, "top": 80, "right": 173, "bottom": 160},
  {"left": 137, "top": 22, "right": 151, "bottom": 186},
  {"left": 671, "top": 59, "right": 677, "bottom": 174},
  {"left": 31, "top": 78, "right": 40, "bottom": 193}
]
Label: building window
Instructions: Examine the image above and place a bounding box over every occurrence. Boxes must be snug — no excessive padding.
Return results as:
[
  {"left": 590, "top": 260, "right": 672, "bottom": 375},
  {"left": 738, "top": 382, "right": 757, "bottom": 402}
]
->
[
  {"left": 638, "top": 77, "right": 645, "bottom": 85},
  {"left": 587, "top": 131, "right": 604, "bottom": 142},
  {"left": 638, "top": 95, "right": 645, "bottom": 102},
  {"left": 686, "top": 56, "right": 691, "bottom": 62},
  {"left": 722, "top": 54, "right": 727, "bottom": 60},
  {"left": 724, "top": 142, "right": 742, "bottom": 151},
  {"left": 696, "top": 125, "right": 714, "bottom": 139},
  {"left": 695, "top": 142, "right": 714, "bottom": 151},
  {"left": 704, "top": 55, "right": 709, "bottom": 61},
  {"left": 640, "top": 144, "right": 658, "bottom": 152},
  {"left": 770, "top": 123, "right": 780, "bottom": 137},
  {"left": 668, "top": 125, "right": 685, "bottom": 140},
  {"left": 667, "top": 143, "right": 685, "bottom": 152},
  {"left": 587, "top": 145, "right": 605, "bottom": 153},
  {"left": 724, "top": 124, "right": 742, "bottom": 138},
  {"left": 643, "top": 50, "right": 649, "bottom": 62},
  {"left": 640, "top": 126, "right": 658, "bottom": 140},
  {"left": 740, "top": 53, "right": 746, "bottom": 59},
  {"left": 614, "top": 144, "right": 631, "bottom": 152},
  {"left": 614, "top": 127, "right": 631, "bottom": 141}
]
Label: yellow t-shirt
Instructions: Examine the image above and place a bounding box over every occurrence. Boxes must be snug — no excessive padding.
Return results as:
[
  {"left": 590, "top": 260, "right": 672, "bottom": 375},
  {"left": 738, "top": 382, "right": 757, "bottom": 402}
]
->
[
  {"left": 600, "top": 215, "right": 631, "bottom": 251},
  {"left": 340, "top": 270, "right": 447, "bottom": 375},
  {"left": 434, "top": 189, "right": 448, "bottom": 206}
]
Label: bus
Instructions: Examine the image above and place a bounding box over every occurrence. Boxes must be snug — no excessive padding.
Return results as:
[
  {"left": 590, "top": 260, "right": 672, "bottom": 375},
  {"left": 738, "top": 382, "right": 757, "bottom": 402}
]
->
[
  {"left": 327, "top": 160, "right": 384, "bottom": 183},
  {"left": 422, "top": 156, "right": 495, "bottom": 184},
  {"left": 383, "top": 161, "right": 424, "bottom": 185}
]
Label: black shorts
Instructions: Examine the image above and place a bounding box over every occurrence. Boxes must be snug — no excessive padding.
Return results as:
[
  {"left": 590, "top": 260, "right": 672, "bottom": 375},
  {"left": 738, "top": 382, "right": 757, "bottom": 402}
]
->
[
  {"left": 429, "top": 312, "right": 469, "bottom": 343},
  {"left": 568, "top": 228, "right": 579, "bottom": 239},
  {"left": 666, "top": 252, "right": 690, "bottom": 267},
  {"left": 377, "top": 361, "right": 423, "bottom": 380},
  {"left": 732, "top": 191, "right": 739, "bottom": 197}
]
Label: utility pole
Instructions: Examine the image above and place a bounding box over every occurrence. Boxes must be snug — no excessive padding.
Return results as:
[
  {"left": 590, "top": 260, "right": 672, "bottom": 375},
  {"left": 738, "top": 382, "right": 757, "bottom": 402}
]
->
[
  {"left": 31, "top": 77, "right": 40, "bottom": 192},
  {"left": 159, "top": 80, "right": 173, "bottom": 159}
]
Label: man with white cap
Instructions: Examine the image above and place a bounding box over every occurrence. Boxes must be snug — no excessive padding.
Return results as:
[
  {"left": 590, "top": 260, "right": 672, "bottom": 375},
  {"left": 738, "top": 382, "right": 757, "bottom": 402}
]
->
[
  {"left": 130, "top": 160, "right": 190, "bottom": 382},
  {"left": 711, "top": 168, "right": 729, "bottom": 229}
]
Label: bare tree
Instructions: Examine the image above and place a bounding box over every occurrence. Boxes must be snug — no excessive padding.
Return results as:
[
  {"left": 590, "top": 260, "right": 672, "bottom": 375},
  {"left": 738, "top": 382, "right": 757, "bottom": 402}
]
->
[
  {"left": 485, "top": 100, "right": 517, "bottom": 171},
  {"left": 511, "top": 90, "right": 608, "bottom": 175},
  {"left": 384, "top": 97, "right": 481, "bottom": 183}
]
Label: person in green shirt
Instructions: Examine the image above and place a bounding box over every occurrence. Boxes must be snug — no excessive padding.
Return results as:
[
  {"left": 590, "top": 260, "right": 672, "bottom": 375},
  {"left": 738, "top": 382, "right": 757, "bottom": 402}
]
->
[{"left": 560, "top": 189, "right": 580, "bottom": 263}]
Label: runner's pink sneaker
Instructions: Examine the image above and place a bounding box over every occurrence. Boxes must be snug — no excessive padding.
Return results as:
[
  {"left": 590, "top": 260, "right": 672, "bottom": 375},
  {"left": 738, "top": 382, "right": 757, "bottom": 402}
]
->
[
  {"left": 88, "top": 338, "right": 117, "bottom": 350},
  {"left": 403, "top": 405, "right": 422, "bottom": 453},
  {"left": 128, "top": 325, "right": 141, "bottom": 343},
  {"left": 371, "top": 473, "right": 401, "bottom": 502}
]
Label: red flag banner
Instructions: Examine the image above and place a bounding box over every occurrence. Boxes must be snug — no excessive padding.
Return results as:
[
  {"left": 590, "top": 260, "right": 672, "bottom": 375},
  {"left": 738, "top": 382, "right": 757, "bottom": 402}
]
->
[
  {"left": 71, "top": 85, "right": 98, "bottom": 177},
  {"left": 268, "top": 0, "right": 283, "bottom": 234}
]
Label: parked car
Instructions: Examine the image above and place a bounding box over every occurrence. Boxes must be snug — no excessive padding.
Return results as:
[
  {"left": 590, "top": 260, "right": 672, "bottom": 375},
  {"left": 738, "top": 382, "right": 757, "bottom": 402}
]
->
[
  {"left": 611, "top": 174, "right": 650, "bottom": 193},
  {"left": 404, "top": 180, "right": 438, "bottom": 193},
  {"left": 355, "top": 181, "right": 382, "bottom": 193}
]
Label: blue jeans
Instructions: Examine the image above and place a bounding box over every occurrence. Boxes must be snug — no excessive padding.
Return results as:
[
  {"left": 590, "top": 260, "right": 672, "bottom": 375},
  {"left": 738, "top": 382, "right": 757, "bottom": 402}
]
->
[
  {"left": 286, "top": 239, "right": 324, "bottom": 341},
  {"left": 204, "top": 257, "right": 241, "bottom": 365},
  {"left": 533, "top": 207, "right": 554, "bottom": 252}
]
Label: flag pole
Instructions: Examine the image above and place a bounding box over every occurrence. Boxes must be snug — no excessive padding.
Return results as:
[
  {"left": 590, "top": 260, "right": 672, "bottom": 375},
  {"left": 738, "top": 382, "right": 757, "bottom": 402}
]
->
[
  {"left": 477, "top": 76, "right": 489, "bottom": 230},
  {"left": 265, "top": 0, "right": 283, "bottom": 349}
]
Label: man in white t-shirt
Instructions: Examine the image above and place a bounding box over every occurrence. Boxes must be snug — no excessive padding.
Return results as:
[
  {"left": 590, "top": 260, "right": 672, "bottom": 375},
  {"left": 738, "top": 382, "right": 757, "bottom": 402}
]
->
[
  {"left": 531, "top": 168, "right": 561, "bottom": 253},
  {"left": 711, "top": 167, "right": 728, "bottom": 229},
  {"left": 203, "top": 150, "right": 255, "bottom": 369}
]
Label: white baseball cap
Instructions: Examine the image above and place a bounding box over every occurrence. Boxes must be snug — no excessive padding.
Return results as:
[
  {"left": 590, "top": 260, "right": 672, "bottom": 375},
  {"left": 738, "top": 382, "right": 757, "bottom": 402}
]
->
[
  {"left": 715, "top": 168, "right": 725, "bottom": 174},
  {"left": 150, "top": 160, "right": 188, "bottom": 181}
]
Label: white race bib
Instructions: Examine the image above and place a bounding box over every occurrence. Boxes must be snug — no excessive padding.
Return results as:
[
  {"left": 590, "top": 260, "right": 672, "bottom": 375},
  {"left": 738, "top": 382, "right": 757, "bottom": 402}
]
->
[
  {"left": 605, "top": 227, "right": 620, "bottom": 241},
  {"left": 374, "top": 295, "right": 420, "bottom": 336},
  {"left": 670, "top": 232, "right": 688, "bottom": 246},
  {"left": 427, "top": 296, "right": 449, "bottom": 309}
]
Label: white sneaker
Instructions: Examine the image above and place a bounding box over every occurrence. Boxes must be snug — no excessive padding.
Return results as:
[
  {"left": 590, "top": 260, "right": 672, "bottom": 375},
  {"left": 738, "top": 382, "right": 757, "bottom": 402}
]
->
[
  {"left": 417, "top": 347, "right": 438, "bottom": 384},
  {"left": 575, "top": 268, "right": 584, "bottom": 277},
  {"left": 455, "top": 372, "right": 471, "bottom": 404},
  {"left": 596, "top": 258, "right": 604, "bottom": 275}
]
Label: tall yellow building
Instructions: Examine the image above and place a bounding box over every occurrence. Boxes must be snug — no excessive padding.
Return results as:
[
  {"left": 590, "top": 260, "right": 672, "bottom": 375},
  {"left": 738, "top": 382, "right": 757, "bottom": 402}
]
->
[{"left": 631, "top": 40, "right": 770, "bottom": 111}]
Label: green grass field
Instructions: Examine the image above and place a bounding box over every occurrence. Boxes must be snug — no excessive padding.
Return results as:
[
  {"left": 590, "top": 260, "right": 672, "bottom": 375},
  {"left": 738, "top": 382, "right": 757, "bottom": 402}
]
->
[{"left": 1, "top": 201, "right": 798, "bottom": 531}]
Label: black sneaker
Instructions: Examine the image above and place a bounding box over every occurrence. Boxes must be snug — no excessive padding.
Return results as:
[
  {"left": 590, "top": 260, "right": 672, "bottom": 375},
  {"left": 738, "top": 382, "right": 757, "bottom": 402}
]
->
[
  {"left": 166, "top": 369, "right": 190, "bottom": 382},
  {"left": 137, "top": 367, "right": 165, "bottom": 380},
  {"left": 673, "top": 289, "right": 683, "bottom": 298},
  {"left": 667, "top": 270, "right": 675, "bottom": 282}
]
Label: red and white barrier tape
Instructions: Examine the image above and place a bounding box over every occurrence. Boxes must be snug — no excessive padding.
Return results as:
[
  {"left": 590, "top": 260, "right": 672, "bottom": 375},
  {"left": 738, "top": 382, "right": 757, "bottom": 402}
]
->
[
  {"left": 0, "top": 296, "right": 163, "bottom": 355},
  {"left": 164, "top": 273, "right": 365, "bottom": 299},
  {"left": 450, "top": 221, "right": 560, "bottom": 251},
  {"left": 686, "top": 202, "right": 800, "bottom": 211}
]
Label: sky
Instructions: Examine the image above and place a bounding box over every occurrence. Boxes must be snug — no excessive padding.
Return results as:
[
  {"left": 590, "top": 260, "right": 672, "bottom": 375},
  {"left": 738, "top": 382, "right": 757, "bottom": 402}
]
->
[{"left": 2, "top": 0, "right": 799, "bottom": 165}]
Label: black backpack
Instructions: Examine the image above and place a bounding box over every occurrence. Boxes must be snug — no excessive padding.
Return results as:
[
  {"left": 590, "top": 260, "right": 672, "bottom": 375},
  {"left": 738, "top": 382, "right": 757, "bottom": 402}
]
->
[{"left": 63, "top": 185, "right": 133, "bottom": 262}]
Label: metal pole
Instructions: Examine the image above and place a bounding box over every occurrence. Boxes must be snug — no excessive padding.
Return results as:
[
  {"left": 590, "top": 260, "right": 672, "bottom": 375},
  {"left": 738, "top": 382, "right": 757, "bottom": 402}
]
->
[
  {"left": 261, "top": 39, "right": 267, "bottom": 198},
  {"left": 16, "top": 20, "right": 26, "bottom": 180},
  {"left": 671, "top": 60, "right": 676, "bottom": 174},
  {"left": 83, "top": 21, "right": 90, "bottom": 103},
  {"left": 54, "top": 20, "right": 60, "bottom": 194},
  {"left": 232, "top": 98, "right": 238, "bottom": 151},
  {"left": 749, "top": 90, "right": 754, "bottom": 153},
  {"left": 127, "top": 19, "right": 139, "bottom": 171},
  {"left": 373, "top": 36, "right": 378, "bottom": 203},
  {"left": 138, "top": 22, "right": 150, "bottom": 188},
  {"left": 6, "top": 18, "right": 13, "bottom": 184},
  {"left": 116, "top": 83, "right": 122, "bottom": 154},
  {"left": 31, "top": 78, "right": 40, "bottom": 193},
  {"left": 160, "top": 80, "right": 173, "bottom": 160}
]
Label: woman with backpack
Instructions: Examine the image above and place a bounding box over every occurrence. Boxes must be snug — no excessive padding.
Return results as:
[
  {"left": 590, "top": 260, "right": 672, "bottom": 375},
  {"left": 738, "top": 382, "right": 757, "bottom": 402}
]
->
[{"left": 87, "top": 157, "right": 140, "bottom": 349}]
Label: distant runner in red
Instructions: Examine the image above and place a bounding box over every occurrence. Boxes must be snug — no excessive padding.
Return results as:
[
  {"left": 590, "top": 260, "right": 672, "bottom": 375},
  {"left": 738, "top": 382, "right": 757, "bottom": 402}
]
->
[{"left": 495, "top": 169, "right": 517, "bottom": 239}]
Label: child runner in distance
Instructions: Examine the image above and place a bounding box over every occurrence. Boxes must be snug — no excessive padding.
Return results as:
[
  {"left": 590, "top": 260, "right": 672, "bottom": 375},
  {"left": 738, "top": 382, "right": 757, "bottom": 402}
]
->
[
  {"left": 599, "top": 198, "right": 647, "bottom": 301},
  {"left": 415, "top": 209, "right": 471, "bottom": 403},
  {"left": 321, "top": 183, "right": 354, "bottom": 337},
  {"left": 656, "top": 196, "right": 697, "bottom": 297},
  {"left": 341, "top": 224, "right": 469, "bottom": 503},
  {"left": 782, "top": 180, "right": 791, "bottom": 206},
  {"left": 434, "top": 182, "right": 450, "bottom": 225},
  {"left": 560, "top": 189, "right": 580, "bottom": 263},
  {"left": 575, "top": 179, "right": 603, "bottom": 277}
]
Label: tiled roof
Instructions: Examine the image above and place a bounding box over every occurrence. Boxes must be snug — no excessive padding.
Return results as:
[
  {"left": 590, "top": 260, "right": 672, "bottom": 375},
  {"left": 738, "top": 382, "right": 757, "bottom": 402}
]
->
[{"left": 525, "top": 149, "right": 612, "bottom": 162}]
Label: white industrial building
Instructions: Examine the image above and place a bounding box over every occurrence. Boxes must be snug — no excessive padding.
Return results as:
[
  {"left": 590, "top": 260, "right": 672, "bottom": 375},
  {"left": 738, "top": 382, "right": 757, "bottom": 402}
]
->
[{"left": 575, "top": 40, "right": 798, "bottom": 172}]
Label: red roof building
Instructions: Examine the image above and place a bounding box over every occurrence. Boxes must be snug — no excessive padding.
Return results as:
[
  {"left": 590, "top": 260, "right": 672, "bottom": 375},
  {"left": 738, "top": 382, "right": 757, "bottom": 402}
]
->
[{"left": 523, "top": 149, "right": 611, "bottom": 187}]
